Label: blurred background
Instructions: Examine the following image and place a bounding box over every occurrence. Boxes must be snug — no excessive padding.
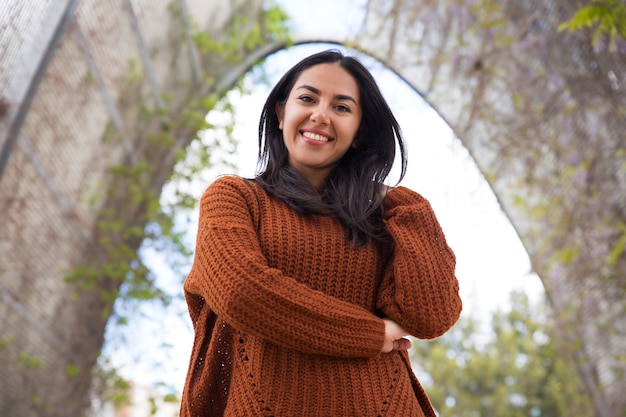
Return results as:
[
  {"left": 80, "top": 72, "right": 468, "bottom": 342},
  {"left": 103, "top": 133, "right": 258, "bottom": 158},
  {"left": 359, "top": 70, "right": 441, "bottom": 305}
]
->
[{"left": 1, "top": 1, "right": 624, "bottom": 416}]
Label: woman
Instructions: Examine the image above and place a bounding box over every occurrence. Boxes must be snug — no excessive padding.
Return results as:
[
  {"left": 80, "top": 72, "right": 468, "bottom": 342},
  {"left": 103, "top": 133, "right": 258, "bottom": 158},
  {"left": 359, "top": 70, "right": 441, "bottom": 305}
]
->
[{"left": 181, "top": 50, "right": 462, "bottom": 417}]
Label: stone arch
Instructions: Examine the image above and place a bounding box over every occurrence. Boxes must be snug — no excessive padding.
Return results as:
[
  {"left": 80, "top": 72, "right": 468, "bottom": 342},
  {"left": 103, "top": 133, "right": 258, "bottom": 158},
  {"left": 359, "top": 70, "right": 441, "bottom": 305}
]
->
[
  {"left": 272, "top": 25, "right": 626, "bottom": 415},
  {"left": 0, "top": 1, "right": 624, "bottom": 416},
  {"left": 0, "top": 1, "right": 278, "bottom": 415},
  {"left": 352, "top": 3, "right": 626, "bottom": 417}
]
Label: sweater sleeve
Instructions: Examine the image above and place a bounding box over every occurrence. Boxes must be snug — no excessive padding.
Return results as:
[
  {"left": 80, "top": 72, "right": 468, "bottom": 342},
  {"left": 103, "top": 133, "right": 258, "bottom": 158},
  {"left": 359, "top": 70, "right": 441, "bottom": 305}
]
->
[
  {"left": 377, "top": 186, "right": 462, "bottom": 340},
  {"left": 184, "top": 176, "right": 386, "bottom": 358}
]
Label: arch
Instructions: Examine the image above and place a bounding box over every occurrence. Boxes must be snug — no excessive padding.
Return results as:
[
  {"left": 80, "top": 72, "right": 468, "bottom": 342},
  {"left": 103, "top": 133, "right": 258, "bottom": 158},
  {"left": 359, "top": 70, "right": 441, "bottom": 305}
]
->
[
  {"left": 351, "top": 3, "right": 626, "bottom": 417},
  {"left": 132, "top": 39, "right": 543, "bottom": 395},
  {"left": 0, "top": 1, "right": 624, "bottom": 416}
]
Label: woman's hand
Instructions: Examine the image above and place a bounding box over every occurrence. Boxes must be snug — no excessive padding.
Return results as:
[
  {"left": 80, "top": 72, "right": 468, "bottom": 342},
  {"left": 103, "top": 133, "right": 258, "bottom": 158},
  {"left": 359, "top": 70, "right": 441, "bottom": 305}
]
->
[{"left": 382, "top": 318, "right": 412, "bottom": 353}]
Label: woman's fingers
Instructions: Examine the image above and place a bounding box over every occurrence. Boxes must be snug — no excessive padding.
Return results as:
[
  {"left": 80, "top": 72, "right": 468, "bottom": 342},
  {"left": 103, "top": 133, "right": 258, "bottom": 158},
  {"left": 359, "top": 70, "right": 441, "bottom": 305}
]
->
[
  {"left": 382, "top": 318, "right": 411, "bottom": 353},
  {"left": 393, "top": 337, "right": 412, "bottom": 351}
]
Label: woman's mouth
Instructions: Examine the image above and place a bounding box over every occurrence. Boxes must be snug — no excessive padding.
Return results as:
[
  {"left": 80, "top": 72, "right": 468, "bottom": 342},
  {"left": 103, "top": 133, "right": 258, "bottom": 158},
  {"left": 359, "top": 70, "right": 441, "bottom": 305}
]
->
[{"left": 301, "top": 131, "right": 332, "bottom": 142}]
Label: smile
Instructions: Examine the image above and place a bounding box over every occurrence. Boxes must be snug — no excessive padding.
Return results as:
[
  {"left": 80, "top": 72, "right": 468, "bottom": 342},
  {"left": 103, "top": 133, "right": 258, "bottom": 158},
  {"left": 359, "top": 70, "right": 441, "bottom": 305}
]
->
[{"left": 301, "top": 131, "right": 332, "bottom": 142}]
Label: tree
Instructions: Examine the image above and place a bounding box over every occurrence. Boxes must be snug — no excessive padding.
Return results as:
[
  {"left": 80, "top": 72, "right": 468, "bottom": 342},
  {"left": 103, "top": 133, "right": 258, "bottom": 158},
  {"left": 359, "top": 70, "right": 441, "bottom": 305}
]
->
[{"left": 411, "top": 291, "right": 593, "bottom": 417}]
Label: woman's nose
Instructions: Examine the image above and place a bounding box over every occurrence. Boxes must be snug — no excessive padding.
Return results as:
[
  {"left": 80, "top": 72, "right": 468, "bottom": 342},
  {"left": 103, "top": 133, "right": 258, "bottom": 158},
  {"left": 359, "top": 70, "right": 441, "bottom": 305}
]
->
[{"left": 310, "top": 106, "right": 330, "bottom": 125}]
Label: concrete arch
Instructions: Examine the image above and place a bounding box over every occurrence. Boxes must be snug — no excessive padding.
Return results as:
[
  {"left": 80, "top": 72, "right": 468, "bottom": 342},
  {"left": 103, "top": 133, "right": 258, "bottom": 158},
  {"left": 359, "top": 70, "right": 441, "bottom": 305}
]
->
[
  {"left": 0, "top": 1, "right": 276, "bottom": 415},
  {"left": 268, "top": 28, "right": 626, "bottom": 417},
  {"left": 352, "top": 3, "right": 626, "bottom": 417},
  {"left": 0, "top": 1, "right": 624, "bottom": 416}
]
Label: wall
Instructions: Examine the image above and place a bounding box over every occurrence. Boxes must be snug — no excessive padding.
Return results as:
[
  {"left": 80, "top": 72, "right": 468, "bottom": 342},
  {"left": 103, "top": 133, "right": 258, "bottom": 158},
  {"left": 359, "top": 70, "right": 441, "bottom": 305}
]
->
[
  {"left": 356, "top": 1, "right": 626, "bottom": 416},
  {"left": 0, "top": 1, "right": 268, "bottom": 416},
  {"left": 2, "top": 0, "right": 625, "bottom": 416}
]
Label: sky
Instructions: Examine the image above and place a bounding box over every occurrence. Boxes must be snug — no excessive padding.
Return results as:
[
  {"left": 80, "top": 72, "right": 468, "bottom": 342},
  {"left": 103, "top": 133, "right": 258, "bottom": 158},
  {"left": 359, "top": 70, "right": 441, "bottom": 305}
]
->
[{"left": 103, "top": 0, "right": 546, "bottom": 402}]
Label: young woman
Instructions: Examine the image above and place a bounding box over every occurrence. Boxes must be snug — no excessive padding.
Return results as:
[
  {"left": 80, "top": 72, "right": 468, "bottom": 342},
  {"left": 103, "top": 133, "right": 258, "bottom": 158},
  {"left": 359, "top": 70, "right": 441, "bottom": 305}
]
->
[{"left": 180, "top": 50, "right": 462, "bottom": 417}]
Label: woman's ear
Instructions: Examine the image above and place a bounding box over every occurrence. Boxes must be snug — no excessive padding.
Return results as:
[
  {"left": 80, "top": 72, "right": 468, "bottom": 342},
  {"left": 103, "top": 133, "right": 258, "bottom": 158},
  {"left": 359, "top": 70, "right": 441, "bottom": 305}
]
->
[{"left": 275, "top": 102, "right": 284, "bottom": 130}]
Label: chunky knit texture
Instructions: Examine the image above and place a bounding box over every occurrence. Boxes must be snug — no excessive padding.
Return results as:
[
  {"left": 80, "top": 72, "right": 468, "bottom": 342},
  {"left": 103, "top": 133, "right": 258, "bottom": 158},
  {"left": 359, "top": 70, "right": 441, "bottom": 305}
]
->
[{"left": 181, "top": 176, "right": 462, "bottom": 417}]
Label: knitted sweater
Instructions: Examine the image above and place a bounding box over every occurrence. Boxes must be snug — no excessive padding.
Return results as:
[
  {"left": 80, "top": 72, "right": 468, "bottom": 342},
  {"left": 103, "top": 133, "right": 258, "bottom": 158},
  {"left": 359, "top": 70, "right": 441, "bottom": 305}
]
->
[{"left": 181, "top": 175, "right": 462, "bottom": 417}]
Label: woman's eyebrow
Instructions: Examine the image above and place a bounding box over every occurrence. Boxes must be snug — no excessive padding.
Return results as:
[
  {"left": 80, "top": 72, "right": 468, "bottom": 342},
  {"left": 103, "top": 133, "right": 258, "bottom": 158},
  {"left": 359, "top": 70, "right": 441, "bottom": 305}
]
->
[{"left": 295, "top": 84, "right": 358, "bottom": 104}]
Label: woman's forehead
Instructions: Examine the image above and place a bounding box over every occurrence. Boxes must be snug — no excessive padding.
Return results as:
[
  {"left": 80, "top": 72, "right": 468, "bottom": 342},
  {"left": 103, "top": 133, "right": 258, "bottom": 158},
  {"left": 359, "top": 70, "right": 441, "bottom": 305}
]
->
[{"left": 291, "top": 63, "right": 359, "bottom": 100}]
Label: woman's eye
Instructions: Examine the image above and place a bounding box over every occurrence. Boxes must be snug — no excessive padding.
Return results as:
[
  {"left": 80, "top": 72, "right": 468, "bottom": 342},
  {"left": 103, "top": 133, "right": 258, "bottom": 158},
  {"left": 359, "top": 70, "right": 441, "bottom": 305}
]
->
[
  {"left": 298, "top": 95, "right": 314, "bottom": 103},
  {"left": 335, "top": 104, "right": 350, "bottom": 113}
]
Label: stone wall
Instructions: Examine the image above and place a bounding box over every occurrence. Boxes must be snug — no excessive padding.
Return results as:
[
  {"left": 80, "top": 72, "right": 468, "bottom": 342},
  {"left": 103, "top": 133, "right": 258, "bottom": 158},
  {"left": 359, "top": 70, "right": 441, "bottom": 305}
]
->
[
  {"left": 2, "top": 0, "right": 624, "bottom": 416},
  {"left": 0, "top": 1, "right": 267, "bottom": 415},
  {"left": 357, "top": 1, "right": 626, "bottom": 416}
]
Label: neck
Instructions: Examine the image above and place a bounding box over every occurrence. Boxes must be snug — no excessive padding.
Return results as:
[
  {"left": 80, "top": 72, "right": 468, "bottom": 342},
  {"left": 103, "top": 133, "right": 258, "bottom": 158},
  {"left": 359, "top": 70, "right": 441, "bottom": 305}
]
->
[{"left": 293, "top": 167, "right": 329, "bottom": 191}]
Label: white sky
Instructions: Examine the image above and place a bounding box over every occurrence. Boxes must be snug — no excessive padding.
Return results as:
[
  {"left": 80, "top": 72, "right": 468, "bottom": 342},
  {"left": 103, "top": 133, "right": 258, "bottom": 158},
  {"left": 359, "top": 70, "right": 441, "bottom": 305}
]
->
[{"left": 103, "top": 0, "right": 545, "bottom": 401}]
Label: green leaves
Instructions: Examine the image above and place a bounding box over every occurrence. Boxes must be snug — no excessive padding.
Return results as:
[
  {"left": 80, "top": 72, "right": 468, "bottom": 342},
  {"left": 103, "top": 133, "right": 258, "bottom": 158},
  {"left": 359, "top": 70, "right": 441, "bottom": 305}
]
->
[
  {"left": 607, "top": 220, "right": 626, "bottom": 267},
  {"left": 412, "top": 291, "right": 593, "bottom": 417},
  {"left": 18, "top": 352, "right": 43, "bottom": 369},
  {"left": 558, "top": 0, "right": 626, "bottom": 51}
]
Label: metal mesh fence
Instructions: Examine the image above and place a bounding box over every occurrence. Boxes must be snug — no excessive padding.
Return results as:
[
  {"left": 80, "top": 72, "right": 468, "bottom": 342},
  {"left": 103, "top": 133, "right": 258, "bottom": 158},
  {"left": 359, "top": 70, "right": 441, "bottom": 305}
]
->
[
  {"left": 0, "top": 0, "right": 264, "bottom": 415},
  {"left": 0, "top": 0, "right": 51, "bottom": 94}
]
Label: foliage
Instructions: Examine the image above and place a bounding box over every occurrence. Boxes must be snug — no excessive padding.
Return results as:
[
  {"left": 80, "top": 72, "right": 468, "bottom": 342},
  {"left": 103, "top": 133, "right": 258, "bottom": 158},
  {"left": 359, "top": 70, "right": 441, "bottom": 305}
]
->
[
  {"left": 263, "top": 0, "right": 291, "bottom": 43},
  {"left": 18, "top": 352, "right": 44, "bottom": 369},
  {"left": 137, "top": 0, "right": 289, "bottom": 295},
  {"left": 92, "top": 361, "right": 133, "bottom": 410},
  {"left": 411, "top": 291, "right": 593, "bottom": 417},
  {"left": 558, "top": 0, "right": 626, "bottom": 52},
  {"left": 66, "top": 1, "right": 290, "bottom": 316}
]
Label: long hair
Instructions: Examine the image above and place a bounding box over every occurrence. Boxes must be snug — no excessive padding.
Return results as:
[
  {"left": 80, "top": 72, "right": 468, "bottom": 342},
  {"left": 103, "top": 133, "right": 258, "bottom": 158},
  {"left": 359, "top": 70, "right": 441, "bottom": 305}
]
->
[{"left": 256, "top": 49, "right": 407, "bottom": 247}]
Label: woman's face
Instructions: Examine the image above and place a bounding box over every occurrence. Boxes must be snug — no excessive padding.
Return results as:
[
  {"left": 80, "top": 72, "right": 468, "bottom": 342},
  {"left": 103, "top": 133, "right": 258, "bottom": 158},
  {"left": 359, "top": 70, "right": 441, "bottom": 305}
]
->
[{"left": 276, "top": 63, "right": 362, "bottom": 188}]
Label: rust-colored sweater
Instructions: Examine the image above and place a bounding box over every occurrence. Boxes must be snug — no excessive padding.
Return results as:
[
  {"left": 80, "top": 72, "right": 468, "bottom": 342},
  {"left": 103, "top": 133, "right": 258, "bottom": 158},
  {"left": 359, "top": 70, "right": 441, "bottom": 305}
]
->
[{"left": 181, "top": 175, "right": 461, "bottom": 417}]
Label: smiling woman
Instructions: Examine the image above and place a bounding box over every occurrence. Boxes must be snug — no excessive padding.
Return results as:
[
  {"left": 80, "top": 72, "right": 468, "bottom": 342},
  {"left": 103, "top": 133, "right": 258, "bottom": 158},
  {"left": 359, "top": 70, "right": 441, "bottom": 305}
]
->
[
  {"left": 98, "top": 41, "right": 547, "bottom": 417},
  {"left": 276, "top": 64, "right": 361, "bottom": 188},
  {"left": 276, "top": 63, "right": 362, "bottom": 188},
  {"left": 102, "top": 43, "right": 545, "bottom": 417},
  {"left": 180, "top": 50, "right": 462, "bottom": 417}
]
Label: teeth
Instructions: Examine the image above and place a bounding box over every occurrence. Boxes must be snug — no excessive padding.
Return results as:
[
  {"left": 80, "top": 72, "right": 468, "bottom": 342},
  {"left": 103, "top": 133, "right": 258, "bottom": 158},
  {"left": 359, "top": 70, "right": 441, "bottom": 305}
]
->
[{"left": 302, "top": 131, "right": 330, "bottom": 142}]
